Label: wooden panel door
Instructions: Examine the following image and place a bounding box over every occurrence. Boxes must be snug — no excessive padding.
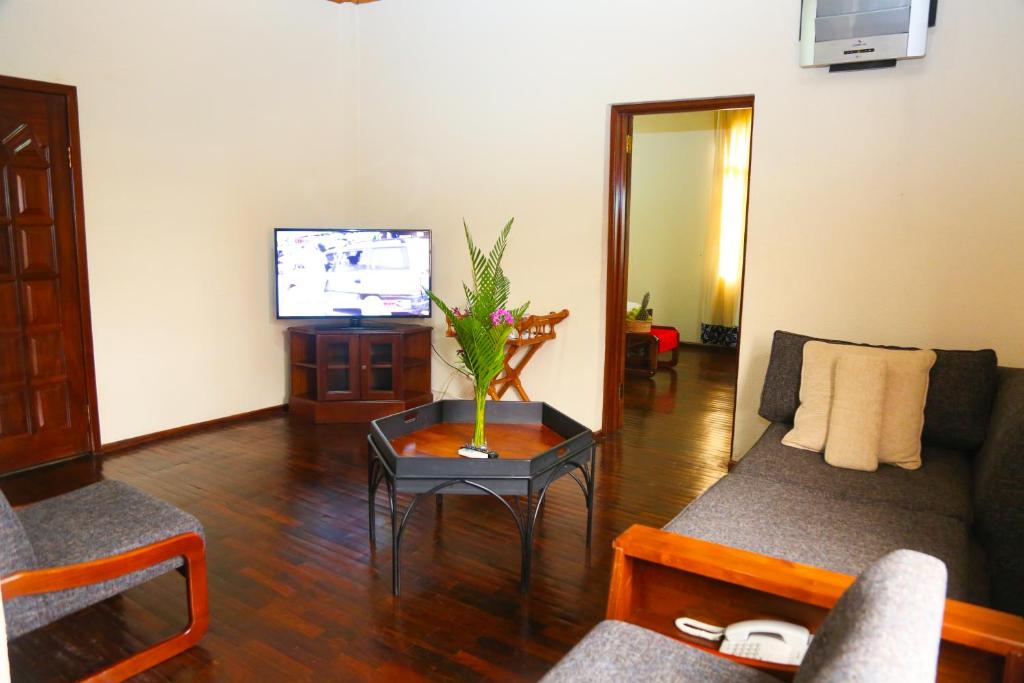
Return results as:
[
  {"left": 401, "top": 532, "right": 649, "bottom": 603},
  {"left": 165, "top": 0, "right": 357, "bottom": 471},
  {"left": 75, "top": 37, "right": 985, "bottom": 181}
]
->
[
  {"left": 359, "top": 334, "right": 402, "bottom": 400},
  {"left": 316, "top": 334, "right": 360, "bottom": 401},
  {"left": 0, "top": 83, "right": 93, "bottom": 472}
]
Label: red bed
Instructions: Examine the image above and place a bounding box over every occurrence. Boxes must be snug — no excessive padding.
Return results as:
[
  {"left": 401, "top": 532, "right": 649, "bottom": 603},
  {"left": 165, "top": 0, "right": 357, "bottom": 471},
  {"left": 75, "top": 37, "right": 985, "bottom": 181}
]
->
[{"left": 651, "top": 325, "right": 680, "bottom": 355}]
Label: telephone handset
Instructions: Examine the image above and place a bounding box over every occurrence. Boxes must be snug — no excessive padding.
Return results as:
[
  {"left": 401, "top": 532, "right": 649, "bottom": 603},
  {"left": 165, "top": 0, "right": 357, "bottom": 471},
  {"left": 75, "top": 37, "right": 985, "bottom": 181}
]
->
[{"left": 674, "top": 617, "right": 812, "bottom": 666}]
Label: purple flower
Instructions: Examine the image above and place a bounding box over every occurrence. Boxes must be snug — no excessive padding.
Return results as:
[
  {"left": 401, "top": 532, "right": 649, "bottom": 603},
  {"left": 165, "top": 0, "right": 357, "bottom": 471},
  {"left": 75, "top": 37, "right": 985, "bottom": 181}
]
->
[{"left": 490, "top": 308, "right": 514, "bottom": 327}]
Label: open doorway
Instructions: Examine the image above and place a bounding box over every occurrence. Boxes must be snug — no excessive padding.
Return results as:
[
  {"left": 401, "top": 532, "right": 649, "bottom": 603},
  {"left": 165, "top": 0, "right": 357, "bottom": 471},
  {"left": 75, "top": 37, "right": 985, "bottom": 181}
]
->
[{"left": 602, "top": 96, "right": 754, "bottom": 471}]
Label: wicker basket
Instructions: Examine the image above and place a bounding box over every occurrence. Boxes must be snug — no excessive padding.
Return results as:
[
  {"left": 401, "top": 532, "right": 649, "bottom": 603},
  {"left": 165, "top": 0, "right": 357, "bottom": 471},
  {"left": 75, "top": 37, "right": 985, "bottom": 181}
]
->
[{"left": 625, "top": 319, "right": 652, "bottom": 333}]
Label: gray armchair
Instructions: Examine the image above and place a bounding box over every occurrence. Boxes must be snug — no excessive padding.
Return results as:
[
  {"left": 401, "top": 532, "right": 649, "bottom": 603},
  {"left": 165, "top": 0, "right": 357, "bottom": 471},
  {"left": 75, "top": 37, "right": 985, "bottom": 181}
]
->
[
  {"left": 542, "top": 549, "right": 947, "bottom": 683},
  {"left": 0, "top": 480, "right": 208, "bottom": 682}
]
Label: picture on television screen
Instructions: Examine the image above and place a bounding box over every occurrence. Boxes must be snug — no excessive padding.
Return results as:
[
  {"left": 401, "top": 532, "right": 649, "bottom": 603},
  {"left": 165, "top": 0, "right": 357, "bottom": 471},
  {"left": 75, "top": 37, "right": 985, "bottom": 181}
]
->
[{"left": 275, "top": 228, "right": 431, "bottom": 319}]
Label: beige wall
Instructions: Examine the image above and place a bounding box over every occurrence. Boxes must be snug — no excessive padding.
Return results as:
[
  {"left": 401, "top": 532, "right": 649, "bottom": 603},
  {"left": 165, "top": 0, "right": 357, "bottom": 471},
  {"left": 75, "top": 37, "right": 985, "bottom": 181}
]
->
[
  {"left": 354, "top": 0, "right": 1024, "bottom": 458},
  {"left": 628, "top": 112, "right": 716, "bottom": 342},
  {"left": 0, "top": 0, "right": 360, "bottom": 443}
]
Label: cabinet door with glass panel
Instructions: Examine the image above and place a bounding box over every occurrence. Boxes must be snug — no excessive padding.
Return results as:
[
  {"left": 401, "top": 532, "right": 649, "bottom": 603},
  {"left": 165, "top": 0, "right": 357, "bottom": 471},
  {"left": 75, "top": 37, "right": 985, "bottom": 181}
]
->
[
  {"left": 359, "top": 334, "right": 403, "bottom": 400},
  {"left": 316, "top": 334, "right": 360, "bottom": 401}
]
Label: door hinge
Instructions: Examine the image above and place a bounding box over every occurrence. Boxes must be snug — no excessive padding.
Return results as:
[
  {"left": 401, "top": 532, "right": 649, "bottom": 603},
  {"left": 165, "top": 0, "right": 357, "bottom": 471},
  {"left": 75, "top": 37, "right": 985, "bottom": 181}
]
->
[
  {"left": 618, "top": 383, "right": 624, "bottom": 400},
  {"left": 67, "top": 145, "right": 72, "bottom": 167},
  {"left": 625, "top": 134, "right": 632, "bottom": 154}
]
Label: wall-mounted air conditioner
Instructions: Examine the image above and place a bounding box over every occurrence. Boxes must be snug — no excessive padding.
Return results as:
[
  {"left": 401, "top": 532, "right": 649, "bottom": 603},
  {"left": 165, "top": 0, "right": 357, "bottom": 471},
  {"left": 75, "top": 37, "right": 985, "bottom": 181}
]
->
[{"left": 800, "top": 0, "right": 935, "bottom": 71}]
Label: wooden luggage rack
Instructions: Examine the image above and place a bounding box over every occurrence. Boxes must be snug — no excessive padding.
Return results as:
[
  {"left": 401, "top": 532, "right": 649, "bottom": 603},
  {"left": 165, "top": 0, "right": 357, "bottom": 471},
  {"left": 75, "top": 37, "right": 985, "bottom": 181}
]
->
[{"left": 446, "top": 309, "right": 569, "bottom": 401}]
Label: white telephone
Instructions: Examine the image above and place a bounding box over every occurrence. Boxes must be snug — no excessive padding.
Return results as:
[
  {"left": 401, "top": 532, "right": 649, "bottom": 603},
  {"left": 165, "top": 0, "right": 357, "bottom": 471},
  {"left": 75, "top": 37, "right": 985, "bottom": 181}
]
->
[{"left": 674, "top": 617, "right": 812, "bottom": 666}]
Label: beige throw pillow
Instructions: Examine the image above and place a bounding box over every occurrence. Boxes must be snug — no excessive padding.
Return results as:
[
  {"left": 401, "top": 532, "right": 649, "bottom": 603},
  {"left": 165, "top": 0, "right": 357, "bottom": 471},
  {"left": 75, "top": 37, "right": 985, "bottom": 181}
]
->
[
  {"left": 824, "top": 355, "right": 886, "bottom": 471},
  {"left": 782, "top": 341, "right": 936, "bottom": 469}
]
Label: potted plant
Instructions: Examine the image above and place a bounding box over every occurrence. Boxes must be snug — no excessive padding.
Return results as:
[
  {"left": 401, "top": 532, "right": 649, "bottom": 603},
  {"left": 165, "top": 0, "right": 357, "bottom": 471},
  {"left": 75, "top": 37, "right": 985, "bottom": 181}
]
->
[
  {"left": 426, "top": 219, "right": 529, "bottom": 457},
  {"left": 626, "top": 292, "right": 652, "bottom": 333}
]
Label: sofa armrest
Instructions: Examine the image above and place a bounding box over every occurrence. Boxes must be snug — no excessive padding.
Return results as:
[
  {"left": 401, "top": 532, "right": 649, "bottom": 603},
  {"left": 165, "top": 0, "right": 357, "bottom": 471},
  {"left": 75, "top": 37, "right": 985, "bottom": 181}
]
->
[
  {"left": 974, "top": 368, "right": 1024, "bottom": 616},
  {"left": 608, "top": 525, "right": 1024, "bottom": 683}
]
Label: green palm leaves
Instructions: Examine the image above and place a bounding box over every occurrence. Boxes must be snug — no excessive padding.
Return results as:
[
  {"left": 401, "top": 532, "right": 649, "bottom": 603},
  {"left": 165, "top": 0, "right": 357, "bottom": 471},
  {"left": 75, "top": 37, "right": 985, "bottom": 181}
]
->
[{"left": 426, "top": 219, "right": 529, "bottom": 447}]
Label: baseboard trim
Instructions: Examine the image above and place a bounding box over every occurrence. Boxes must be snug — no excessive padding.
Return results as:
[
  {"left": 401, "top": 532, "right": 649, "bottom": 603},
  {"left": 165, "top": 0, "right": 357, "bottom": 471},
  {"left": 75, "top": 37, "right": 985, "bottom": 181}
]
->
[
  {"left": 100, "top": 404, "right": 287, "bottom": 455},
  {"left": 678, "top": 340, "right": 738, "bottom": 353}
]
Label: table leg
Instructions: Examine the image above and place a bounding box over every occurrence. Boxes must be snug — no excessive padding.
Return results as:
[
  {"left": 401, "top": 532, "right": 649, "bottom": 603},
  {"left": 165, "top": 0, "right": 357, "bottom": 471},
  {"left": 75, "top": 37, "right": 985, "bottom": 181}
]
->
[
  {"left": 586, "top": 445, "right": 597, "bottom": 549},
  {"left": 388, "top": 479, "right": 401, "bottom": 596},
  {"left": 509, "top": 345, "right": 540, "bottom": 401},
  {"left": 520, "top": 481, "right": 534, "bottom": 592},
  {"left": 383, "top": 477, "right": 570, "bottom": 597},
  {"left": 368, "top": 456, "right": 378, "bottom": 545}
]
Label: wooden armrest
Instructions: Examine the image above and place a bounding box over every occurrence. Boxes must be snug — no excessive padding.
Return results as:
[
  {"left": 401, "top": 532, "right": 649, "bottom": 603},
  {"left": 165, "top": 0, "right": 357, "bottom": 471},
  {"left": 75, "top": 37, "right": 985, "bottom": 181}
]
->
[
  {"left": 1, "top": 532, "right": 204, "bottom": 600},
  {"left": 611, "top": 524, "right": 849, "bottom": 608},
  {"left": 608, "top": 525, "right": 1024, "bottom": 682}
]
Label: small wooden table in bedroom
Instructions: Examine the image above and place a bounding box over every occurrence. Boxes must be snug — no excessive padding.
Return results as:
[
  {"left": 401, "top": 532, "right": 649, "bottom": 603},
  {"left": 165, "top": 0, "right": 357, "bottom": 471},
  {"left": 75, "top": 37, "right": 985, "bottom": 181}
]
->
[
  {"left": 626, "top": 325, "right": 681, "bottom": 376},
  {"left": 367, "top": 400, "right": 596, "bottom": 596}
]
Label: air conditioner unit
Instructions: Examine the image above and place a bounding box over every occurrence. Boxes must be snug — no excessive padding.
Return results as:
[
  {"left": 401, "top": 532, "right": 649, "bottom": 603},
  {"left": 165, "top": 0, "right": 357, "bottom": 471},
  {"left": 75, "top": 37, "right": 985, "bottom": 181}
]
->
[{"left": 800, "top": 0, "right": 933, "bottom": 70}]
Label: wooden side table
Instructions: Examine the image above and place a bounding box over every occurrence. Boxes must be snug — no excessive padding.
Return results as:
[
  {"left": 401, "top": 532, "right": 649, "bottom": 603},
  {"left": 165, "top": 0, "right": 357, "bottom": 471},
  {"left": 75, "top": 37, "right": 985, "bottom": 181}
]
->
[
  {"left": 490, "top": 309, "right": 570, "bottom": 400},
  {"left": 626, "top": 326, "right": 681, "bottom": 377},
  {"left": 626, "top": 331, "right": 659, "bottom": 376},
  {"left": 446, "top": 309, "right": 570, "bottom": 401}
]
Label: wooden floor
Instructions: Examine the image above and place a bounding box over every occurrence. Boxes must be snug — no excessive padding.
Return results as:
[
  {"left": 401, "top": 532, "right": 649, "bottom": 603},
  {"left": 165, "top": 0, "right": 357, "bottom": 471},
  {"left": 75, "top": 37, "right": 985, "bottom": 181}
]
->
[{"left": 2, "top": 346, "right": 737, "bottom": 682}]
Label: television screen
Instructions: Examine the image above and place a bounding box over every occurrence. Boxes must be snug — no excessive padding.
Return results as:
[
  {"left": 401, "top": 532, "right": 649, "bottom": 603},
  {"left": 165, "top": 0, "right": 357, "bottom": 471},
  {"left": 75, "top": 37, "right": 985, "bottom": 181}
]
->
[{"left": 275, "top": 228, "right": 431, "bottom": 319}]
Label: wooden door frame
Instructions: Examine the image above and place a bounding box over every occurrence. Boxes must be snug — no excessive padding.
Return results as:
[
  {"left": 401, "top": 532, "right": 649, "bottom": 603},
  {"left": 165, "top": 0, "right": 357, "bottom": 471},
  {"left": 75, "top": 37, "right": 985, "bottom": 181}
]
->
[
  {"left": 602, "top": 94, "right": 755, "bottom": 443},
  {"left": 0, "top": 74, "right": 101, "bottom": 455}
]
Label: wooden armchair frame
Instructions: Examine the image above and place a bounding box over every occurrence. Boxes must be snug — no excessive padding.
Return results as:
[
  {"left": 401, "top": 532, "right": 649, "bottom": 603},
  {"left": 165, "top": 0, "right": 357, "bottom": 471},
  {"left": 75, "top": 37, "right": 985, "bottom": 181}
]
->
[
  {"left": 1, "top": 532, "right": 209, "bottom": 683},
  {"left": 608, "top": 525, "right": 1024, "bottom": 683}
]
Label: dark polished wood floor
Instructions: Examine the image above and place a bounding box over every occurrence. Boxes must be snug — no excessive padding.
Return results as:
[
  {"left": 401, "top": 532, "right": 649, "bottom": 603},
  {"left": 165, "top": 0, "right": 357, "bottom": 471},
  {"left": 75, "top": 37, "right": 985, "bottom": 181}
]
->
[{"left": 2, "top": 346, "right": 737, "bottom": 682}]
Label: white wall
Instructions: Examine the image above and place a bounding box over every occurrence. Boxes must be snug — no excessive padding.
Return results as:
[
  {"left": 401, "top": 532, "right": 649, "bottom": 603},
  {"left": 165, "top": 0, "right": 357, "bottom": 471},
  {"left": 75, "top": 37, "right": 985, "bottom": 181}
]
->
[
  {"left": 353, "top": 0, "right": 1024, "bottom": 457},
  {"left": 3, "top": 0, "right": 1023, "bottom": 455},
  {"left": 0, "top": 0, "right": 360, "bottom": 443},
  {"left": 628, "top": 112, "right": 716, "bottom": 342}
]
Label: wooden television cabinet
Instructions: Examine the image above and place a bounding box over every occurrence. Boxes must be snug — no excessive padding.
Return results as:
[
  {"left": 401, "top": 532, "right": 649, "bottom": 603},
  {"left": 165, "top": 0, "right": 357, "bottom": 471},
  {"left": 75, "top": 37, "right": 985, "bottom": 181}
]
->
[{"left": 288, "top": 324, "right": 433, "bottom": 423}]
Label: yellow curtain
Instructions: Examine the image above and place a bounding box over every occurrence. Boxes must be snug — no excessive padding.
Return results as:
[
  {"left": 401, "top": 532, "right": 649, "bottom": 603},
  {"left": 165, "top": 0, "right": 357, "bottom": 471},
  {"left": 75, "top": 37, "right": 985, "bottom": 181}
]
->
[{"left": 701, "top": 108, "right": 751, "bottom": 329}]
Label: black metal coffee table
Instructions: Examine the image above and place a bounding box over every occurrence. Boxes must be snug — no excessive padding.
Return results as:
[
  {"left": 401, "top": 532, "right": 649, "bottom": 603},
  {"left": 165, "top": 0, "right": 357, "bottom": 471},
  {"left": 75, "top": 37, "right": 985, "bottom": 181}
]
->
[{"left": 368, "top": 400, "right": 596, "bottom": 596}]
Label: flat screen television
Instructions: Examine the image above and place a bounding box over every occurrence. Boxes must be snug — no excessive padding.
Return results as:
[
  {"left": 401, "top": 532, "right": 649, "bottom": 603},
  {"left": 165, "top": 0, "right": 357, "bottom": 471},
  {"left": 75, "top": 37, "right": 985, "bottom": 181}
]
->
[{"left": 275, "top": 228, "right": 431, "bottom": 320}]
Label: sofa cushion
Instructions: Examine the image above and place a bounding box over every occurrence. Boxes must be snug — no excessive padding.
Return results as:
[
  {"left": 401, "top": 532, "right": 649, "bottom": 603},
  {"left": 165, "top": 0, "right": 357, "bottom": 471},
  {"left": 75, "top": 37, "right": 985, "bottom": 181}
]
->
[
  {"left": 733, "top": 424, "right": 973, "bottom": 522},
  {"left": 540, "top": 620, "right": 776, "bottom": 683},
  {"left": 784, "top": 343, "right": 934, "bottom": 469},
  {"left": 9, "top": 480, "right": 204, "bottom": 639},
  {"left": 758, "top": 331, "right": 998, "bottom": 452},
  {"left": 926, "top": 350, "right": 1001, "bottom": 452},
  {"left": 663, "top": 475, "right": 975, "bottom": 601},
  {"left": 966, "top": 538, "right": 991, "bottom": 608},
  {"left": 972, "top": 367, "right": 1024, "bottom": 616},
  {"left": 823, "top": 354, "right": 886, "bottom": 472}
]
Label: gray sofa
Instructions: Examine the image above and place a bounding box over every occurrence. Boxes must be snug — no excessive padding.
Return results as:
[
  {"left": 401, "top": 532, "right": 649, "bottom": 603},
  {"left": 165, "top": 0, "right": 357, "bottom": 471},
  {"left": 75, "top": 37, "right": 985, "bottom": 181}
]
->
[{"left": 664, "top": 330, "right": 1024, "bottom": 617}]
